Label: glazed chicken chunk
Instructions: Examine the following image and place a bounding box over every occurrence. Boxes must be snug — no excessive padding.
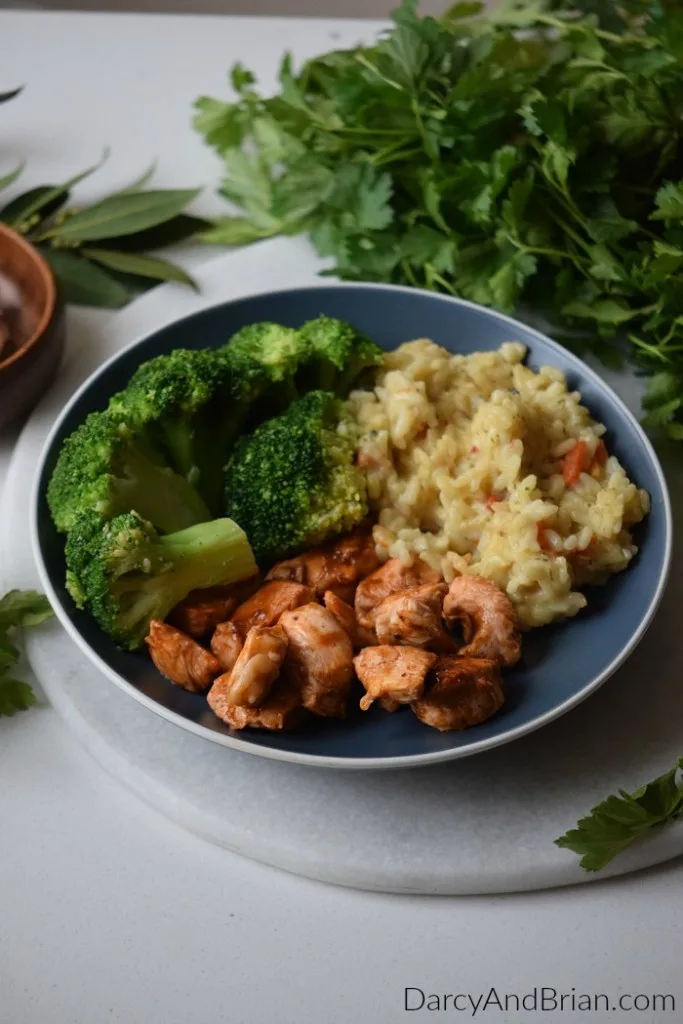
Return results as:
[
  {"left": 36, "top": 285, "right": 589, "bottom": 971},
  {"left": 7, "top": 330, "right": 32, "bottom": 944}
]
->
[
  {"left": 146, "top": 620, "right": 222, "bottom": 693},
  {"left": 266, "top": 527, "right": 381, "bottom": 602},
  {"left": 354, "top": 557, "right": 443, "bottom": 629},
  {"left": 208, "top": 625, "right": 288, "bottom": 710},
  {"left": 323, "top": 590, "right": 378, "bottom": 650},
  {"left": 279, "top": 603, "right": 354, "bottom": 717},
  {"left": 230, "top": 580, "right": 314, "bottom": 635},
  {"left": 373, "top": 582, "right": 457, "bottom": 652},
  {"left": 354, "top": 645, "right": 437, "bottom": 712},
  {"left": 210, "top": 621, "right": 244, "bottom": 673},
  {"left": 443, "top": 575, "right": 521, "bottom": 667},
  {"left": 209, "top": 677, "right": 304, "bottom": 732},
  {"left": 168, "top": 576, "right": 261, "bottom": 638},
  {"left": 412, "top": 656, "right": 504, "bottom": 732}
]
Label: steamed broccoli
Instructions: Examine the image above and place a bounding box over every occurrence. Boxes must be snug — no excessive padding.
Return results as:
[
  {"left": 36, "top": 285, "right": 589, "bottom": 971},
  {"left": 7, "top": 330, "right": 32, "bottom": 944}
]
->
[
  {"left": 47, "top": 410, "right": 210, "bottom": 535},
  {"left": 224, "top": 390, "right": 367, "bottom": 564},
  {"left": 65, "top": 509, "right": 257, "bottom": 650},
  {"left": 297, "top": 316, "right": 383, "bottom": 396},
  {"left": 225, "top": 321, "right": 304, "bottom": 413}
]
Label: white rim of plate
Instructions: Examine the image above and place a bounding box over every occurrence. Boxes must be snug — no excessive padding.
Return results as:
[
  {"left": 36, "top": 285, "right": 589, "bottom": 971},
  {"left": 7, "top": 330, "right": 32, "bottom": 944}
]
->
[{"left": 30, "top": 280, "right": 674, "bottom": 770}]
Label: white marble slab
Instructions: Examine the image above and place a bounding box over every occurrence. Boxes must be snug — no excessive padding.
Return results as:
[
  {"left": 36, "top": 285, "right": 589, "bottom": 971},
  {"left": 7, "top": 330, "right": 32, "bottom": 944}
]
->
[{"left": 4, "top": 238, "right": 683, "bottom": 895}]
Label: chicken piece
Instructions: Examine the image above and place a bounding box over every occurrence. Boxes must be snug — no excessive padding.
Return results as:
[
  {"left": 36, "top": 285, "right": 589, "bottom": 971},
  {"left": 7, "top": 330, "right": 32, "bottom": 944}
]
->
[
  {"left": 168, "top": 575, "right": 261, "bottom": 638},
  {"left": 323, "top": 590, "right": 378, "bottom": 650},
  {"left": 442, "top": 575, "right": 521, "bottom": 667},
  {"left": 210, "top": 621, "right": 244, "bottom": 673},
  {"left": 208, "top": 676, "right": 304, "bottom": 731},
  {"left": 412, "top": 656, "right": 504, "bottom": 732},
  {"left": 354, "top": 645, "right": 437, "bottom": 712},
  {"left": 211, "top": 625, "right": 289, "bottom": 709},
  {"left": 373, "top": 582, "right": 458, "bottom": 653},
  {"left": 266, "top": 527, "right": 382, "bottom": 602},
  {"left": 230, "top": 580, "right": 315, "bottom": 635},
  {"left": 279, "top": 603, "right": 354, "bottom": 717},
  {"left": 146, "top": 620, "right": 222, "bottom": 693},
  {"left": 354, "top": 557, "right": 443, "bottom": 629}
]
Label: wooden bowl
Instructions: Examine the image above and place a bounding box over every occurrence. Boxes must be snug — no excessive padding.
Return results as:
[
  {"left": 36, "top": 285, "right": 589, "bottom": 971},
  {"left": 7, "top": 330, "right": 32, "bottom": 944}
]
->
[{"left": 0, "top": 223, "right": 65, "bottom": 430}]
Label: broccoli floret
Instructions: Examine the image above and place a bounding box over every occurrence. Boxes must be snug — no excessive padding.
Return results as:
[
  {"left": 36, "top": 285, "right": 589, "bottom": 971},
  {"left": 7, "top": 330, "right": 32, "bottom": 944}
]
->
[
  {"left": 65, "top": 508, "right": 257, "bottom": 650},
  {"left": 47, "top": 410, "right": 210, "bottom": 535},
  {"left": 225, "top": 321, "right": 305, "bottom": 413},
  {"left": 224, "top": 390, "right": 368, "bottom": 565},
  {"left": 297, "top": 316, "right": 383, "bottom": 396},
  {"left": 108, "top": 347, "right": 243, "bottom": 513}
]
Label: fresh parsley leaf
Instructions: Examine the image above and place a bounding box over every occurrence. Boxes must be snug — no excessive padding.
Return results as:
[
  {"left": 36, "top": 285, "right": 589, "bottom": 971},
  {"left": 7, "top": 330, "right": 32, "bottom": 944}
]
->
[
  {"left": 555, "top": 760, "right": 683, "bottom": 872},
  {"left": 0, "top": 590, "right": 53, "bottom": 717}
]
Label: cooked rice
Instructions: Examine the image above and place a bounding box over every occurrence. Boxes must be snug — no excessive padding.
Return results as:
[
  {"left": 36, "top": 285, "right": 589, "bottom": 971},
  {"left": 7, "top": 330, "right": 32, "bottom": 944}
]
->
[{"left": 347, "top": 340, "right": 650, "bottom": 628}]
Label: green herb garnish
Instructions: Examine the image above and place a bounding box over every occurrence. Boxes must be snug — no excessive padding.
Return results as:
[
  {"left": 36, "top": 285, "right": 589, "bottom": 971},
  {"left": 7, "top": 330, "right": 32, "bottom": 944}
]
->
[
  {"left": 194, "top": 0, "right": 683, "bottom": 440},
  {"left": 555, "top": 758, "right": 683, "bottom": 872},
  {"left": 0, "top": 590, "right": 53, "bottom": 716}
]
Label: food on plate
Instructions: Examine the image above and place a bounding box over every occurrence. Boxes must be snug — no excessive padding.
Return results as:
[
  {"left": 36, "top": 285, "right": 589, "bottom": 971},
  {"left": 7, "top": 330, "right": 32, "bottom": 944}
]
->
[
  {"left": 412, "top": 657, "right": 504, "bottom": 734},
  {"left": 64, "top": 509, "right": 257, "bottom": 650},
  {"left": 48, "top": 315, "right": 652, "bottom": 738},
  {"left": 278, "top": 603, "right": 354, "bottom": 718},
  {"left": 354, "top": 646, "right": 437, "bottom": 713},
  {"left": 373, "top": 582, "right": 457, "bottom": 653},
  {"left": 230, "top": 580, "right": 315, "bottom": 634},
  {"left": 168, "top": 578, "right": 260, "bottom": 638},
  {"left": 210, "top": 624, "right": 289, "bottom": 708},
  {"left": 443, "top": 575, "right": 521, "bottom": 667},
  {"left": 354, "top": 557, "right": 442, "bottom": 630},
  {"left": 266, "top": 526, "right": 381, "bottom": 602},
  {"left": 47, "top": 410, "right": 212, "bottom": 535},
  {"left": 224, "top": 390, "right": 368, "bottom": 564},
  {"left": 208, "top": 674, "right": 305, "bottom": 732},
  {"left": 210, "top": 621, "right": 244, "bottom": 672},
  {"left": 146, "top": 620, "right": 222, "bottom": 693},
  {"left": 350, "top": 340, "right": 650, "bottom": 627}
]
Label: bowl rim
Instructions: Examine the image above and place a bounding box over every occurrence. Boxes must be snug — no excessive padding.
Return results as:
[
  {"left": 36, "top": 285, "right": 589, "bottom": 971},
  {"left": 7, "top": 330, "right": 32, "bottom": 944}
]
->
[
  {"left": 0, "top": 222, "right": 58, "bottom": 371},
  {"left": 30, "top": 281, "right": 674, "bottom": 770}
]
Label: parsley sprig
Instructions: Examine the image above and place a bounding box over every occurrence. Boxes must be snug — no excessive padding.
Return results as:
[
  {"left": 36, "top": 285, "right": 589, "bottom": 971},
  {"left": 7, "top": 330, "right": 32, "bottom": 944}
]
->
[
  {"left": 556, "top": 759, "right": 683, "bottom": 872},
  {"left": 0, "top": 590, "right": 53, "bottom": 716},
  {"left": 195, "top": 0, "right": 683, "bottom": 440}
]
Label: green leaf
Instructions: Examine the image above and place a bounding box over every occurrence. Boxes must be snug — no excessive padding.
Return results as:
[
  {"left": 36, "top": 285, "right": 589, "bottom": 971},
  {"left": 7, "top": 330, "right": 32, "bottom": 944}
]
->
[
  {"left": 41, "top": 249, "right": 131, "bottom": 307},
  {"left": 114, "top": 161, "right": 158, "bottom": 195},
  {"left": 84, "top": 248, "right": 197, "bottom": 289},
  {"left": 94, "top": 213, "right": 211, "bottom": 253},
  {"left": 0, "top": 678, "right": 37, "bottom": 717},
  {"left": 230, "top": 62, "right": 256, "bottom": 94},
  {"left": 193, "top": 97, "right": 248, "bottom": 152},
  {"left": 555, "top": 762, "right": 683, "bottom": 872},
  {"left": 200, "top": 216, "right": 277, "bottom": 246},
  {"left": 652, "top": 181, "right": 683, "bottom": 221},
  {"left": 0, "top": 86, "right": 22, "bottom": 104},
  {"left": 562, "top": 298, "right": 639, "bottom": 326},
  {"left": 0, "top": 162, "right": 24, "bottom": 194},
  {"left": 0, "top": 590, "right": 53, "bottom": 630},
  {"left": 0, "top": 151, "right": 109, "bottom": 229},
  {"left": 44, "top": 187, "right": 200, "bottom": 242}
]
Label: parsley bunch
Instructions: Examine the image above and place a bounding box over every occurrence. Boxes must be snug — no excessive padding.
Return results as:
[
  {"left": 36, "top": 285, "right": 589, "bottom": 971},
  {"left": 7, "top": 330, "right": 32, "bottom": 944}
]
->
[
  {"left": 195, "top": 0, "right": 683, "bottom": 441},
  {"left": 0, "top": 590, "right": 53, "bottom": 716}
]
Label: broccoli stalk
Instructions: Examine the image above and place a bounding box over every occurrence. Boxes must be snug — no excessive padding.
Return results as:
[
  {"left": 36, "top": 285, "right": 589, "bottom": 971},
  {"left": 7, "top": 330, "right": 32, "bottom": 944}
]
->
[
  {"left": 224, "top": 390, "right": 368, "bottom": 565},
  {"left": 47, "top": 411, "right": 210, "bottom": 535},
  {"left": 65, "top": 509, "right": 258, "bottom": 650}
]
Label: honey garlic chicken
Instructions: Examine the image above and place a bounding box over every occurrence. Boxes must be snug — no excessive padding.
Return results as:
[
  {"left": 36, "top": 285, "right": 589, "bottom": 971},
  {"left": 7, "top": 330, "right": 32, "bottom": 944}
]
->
[
  {"left": 266, "top": 527, "right": 381, "bottom": 602},
  {"left": 230, "top": 580, "right": 314, "bottom": 635},
  {"left": 146, "top": 620, "right": 222, "bottom": 693},
  {"left": 279, "top": 603, "right": 354, "bottom": 717},
  {"left": 442, "top": 575, "right": 521, "bottom": 667},
  {"left": 208, "top": 676, "right": 304, "bottom": 732},
  {"left": 210, "top": 625, "right": 288, "bottom": 709},
  {"left": 373, "top": 582, "right": 457, "bottom": 652},
  {"left": 354, "top": 557, "right": 443, "bottom": 629},
  {"left": 354, "top": 645, "right": 437, "bottom": 712},
  {"left": 323, "top": 590, "right": 378, "bottom": 650},
  {"left": 168, "top": 577, "right": 261, "bottom": 638},
  {"left": 210, "top": 621, "right": 244, "bottom": 673},
  {"left": 412, "top": 656, "right": 504, "bottom": 732}
]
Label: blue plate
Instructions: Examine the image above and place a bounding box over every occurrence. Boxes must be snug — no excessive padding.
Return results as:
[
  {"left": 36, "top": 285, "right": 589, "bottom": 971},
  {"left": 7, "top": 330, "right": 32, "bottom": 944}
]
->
[{"left": 32, "top": 284, "right": 672, "bottom": 769}]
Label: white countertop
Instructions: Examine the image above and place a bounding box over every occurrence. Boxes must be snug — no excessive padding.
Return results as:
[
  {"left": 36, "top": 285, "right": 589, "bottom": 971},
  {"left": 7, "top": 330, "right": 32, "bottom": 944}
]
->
[{"left": 1, "top": 11, "right": 682, "bottom": 1024}]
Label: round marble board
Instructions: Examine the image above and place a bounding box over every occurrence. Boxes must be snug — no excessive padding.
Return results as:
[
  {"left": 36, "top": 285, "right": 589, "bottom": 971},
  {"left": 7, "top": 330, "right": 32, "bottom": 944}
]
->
[{"left": 4, "top": 238, "right": 683, "bottom": 895}]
